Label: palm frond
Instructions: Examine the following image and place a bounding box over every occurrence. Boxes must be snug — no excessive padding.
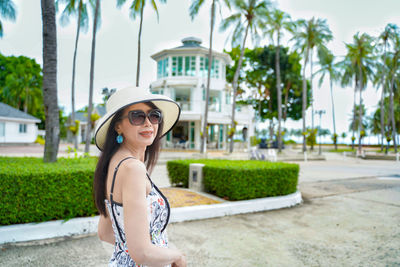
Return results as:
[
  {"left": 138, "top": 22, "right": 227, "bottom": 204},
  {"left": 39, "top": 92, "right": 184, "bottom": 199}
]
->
[
  {"left": 219, "top": 13, "right": 241, "bottom": 32},
  {"left": 189, "top": 0, "right": 205, "bottom": 20},
  {"left": 0, "top": 0, "right": 17, "bottom": 20}
]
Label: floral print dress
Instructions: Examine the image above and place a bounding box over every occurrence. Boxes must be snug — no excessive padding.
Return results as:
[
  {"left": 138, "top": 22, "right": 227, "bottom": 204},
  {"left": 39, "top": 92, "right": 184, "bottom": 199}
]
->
[{"left": 104, "top": 157, "right": 171, "bottom": 267}]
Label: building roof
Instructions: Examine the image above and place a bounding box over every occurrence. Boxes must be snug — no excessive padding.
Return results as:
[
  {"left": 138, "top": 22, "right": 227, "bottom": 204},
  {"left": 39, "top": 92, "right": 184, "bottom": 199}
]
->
[
  {"left": 151, "top": 37, "right": 231, "bottom": 63},
  {"left": 0, "top": 102, "right": 41, "bottom": 122}
]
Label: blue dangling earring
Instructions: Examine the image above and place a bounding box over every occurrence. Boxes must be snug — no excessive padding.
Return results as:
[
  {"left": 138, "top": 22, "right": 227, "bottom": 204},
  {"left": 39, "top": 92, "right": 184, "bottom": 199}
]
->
[{"left": 116, "top": 134, "right": 123, "bottom": 144}]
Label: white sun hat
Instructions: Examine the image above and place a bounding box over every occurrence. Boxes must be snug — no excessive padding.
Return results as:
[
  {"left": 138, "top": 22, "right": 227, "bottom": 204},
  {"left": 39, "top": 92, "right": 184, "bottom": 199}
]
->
[{"left": 94, "top": 86, "right": 181, "bottom": 151}]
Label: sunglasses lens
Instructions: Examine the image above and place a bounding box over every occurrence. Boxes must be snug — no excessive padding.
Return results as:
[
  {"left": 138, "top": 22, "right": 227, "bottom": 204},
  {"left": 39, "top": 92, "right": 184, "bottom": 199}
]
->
[
  {"left": 128, "top": 110, "right": 162, "bottom": 125},
  {"left": 149, "top": 110, "right": 162, "bottom": 124},
  {"left": 129, "top": 111, "right": 146, "bottom": 125}
]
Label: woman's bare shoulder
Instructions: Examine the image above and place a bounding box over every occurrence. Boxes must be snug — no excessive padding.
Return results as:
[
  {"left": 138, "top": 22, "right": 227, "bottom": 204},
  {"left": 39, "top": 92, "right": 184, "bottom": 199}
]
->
[
  {"left": 111, "top": 155, "right": 147, "bottom": 185},
  {"left": 110, "top": 154, "right": 146, "bottom": 172}
]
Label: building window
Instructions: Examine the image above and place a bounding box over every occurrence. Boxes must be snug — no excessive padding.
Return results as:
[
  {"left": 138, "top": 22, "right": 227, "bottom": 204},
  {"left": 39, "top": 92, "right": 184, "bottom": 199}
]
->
[
  {"left": 178, "top": 57, "right": 183, "bottom": 76},
  {"left": 0, "top": 122, "right": 4, "bottom": 137},
  {"left": 172, "top": 56, "right": 184, "bottom": 76},
  {"left": 157, "top": 58, "right": 169, "bottom": 78},
  {"left": 19, "top": 124, "right": 27, "bottom": 133},
  {"left": 185, "top": 56, "right": 196, "bottom": 76},
  {"left": 157, "top": 60, "right": 162, "bottom": 78},
  {"left": 211, "top": 59, "right": 220, "bottom": 78},
  {"left": 151, "top": 89, "right": 164, "bottom": 95},
  {"left": 225, "top": 92, "right": 231, "bottom": 104},
  {"left": 200, "top": 57, "right": 219, "bottom": 78}
]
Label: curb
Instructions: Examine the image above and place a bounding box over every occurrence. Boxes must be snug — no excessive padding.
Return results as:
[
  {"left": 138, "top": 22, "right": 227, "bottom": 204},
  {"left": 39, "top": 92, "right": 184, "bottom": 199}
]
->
[{"left": 0, "top": 191, "right": 302, "bottom": 245}]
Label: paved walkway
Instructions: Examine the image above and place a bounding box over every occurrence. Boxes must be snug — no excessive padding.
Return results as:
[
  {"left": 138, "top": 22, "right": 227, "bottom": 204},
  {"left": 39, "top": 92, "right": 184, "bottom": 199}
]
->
[{"left": 1, "top": 146, "right": 400, "bottom": 266}]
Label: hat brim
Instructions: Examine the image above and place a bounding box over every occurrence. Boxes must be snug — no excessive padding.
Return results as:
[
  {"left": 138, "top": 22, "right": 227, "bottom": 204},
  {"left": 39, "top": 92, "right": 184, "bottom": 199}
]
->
[{"left": 94, "top": 98, "right": 181, "bottom": 151}]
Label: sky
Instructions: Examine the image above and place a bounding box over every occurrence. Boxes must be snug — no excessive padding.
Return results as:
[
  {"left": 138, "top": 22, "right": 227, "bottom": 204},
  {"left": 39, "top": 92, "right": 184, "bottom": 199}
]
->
[{"left": 1, "top": 0, "right": 400, "bottom": 144}]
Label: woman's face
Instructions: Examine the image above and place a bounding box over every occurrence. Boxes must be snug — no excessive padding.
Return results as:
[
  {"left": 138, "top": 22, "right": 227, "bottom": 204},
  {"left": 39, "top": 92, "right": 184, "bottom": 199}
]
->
[{"left": 115, "top": 102, "right": 160, "bottom": 148}]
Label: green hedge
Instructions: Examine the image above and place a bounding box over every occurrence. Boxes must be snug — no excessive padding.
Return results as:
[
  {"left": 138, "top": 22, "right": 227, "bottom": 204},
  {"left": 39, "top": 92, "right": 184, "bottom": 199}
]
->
[
  {"left": 167, "top": 159, "right": 299, "bottom": 201},
  {"left": 0, "top": 157, "right": 98, "bottom": 225}
]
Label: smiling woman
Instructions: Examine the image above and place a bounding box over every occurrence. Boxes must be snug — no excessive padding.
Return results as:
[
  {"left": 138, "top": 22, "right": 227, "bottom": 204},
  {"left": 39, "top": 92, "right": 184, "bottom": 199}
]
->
[{"left": 93, "top": 86, "right": 186, "bottom": 267}]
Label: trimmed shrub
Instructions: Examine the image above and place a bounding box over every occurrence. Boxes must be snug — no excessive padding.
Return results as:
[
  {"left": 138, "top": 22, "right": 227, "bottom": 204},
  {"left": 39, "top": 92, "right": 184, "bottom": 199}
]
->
[
  {"left": 167, "top": 159, "right": 299, "bottom": 201},
  {"left": 0, "top": 157, "right": 98, "bottom": 225}
]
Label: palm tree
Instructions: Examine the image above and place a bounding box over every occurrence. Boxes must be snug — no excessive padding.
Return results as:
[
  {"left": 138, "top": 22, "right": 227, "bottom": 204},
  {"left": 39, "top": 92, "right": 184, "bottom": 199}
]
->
[
  {"left": 291, "top": 17, "right": 332, "bottom": 152},
  {"left": 189, "top": 0, "right": 230, "bottom": 154},
  {"left": 41, "top": 0, "right": 60, "bottom": 162},
  {"left": 344, "top": 32, "right": 375, "bottom": 154},
  {"left": 338, "top": 55, "right": 359, "bottom": 150},
  {"left": 84, "top": 0, "right": 100, "bottom": 154},
  {"left": 220, "top": 0, "right": 270, "bottom": 153},
  {"left": 316, "top": 47, "right": 340, "bottom": 150},
  {"left": 0, "top": 0, "right": 16, "bottom": 38},
  {"left": 117, "top": 0, "right": 166, "bottom": 87},
  {"left": 377, "top": 24, "right": 392, "bottom": 152},
  {"left": 57, "top": 0, "right": 91, "bottom": 150},
  {"left": 386, "top": 24, "right": 400, "bottom": 153},
  {"left": 262, "top": 8, "right": 292, "bottom": 152}
]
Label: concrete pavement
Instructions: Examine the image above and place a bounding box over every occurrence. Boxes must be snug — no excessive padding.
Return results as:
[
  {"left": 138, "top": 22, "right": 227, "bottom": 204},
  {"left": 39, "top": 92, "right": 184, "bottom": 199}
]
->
[{"left": 1, "top": 150, "right": 400, "bottom": 266}]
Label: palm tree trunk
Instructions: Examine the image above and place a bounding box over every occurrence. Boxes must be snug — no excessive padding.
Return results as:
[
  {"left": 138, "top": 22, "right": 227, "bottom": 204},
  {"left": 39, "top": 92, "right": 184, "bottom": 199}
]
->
[
  {"left": 71, "top": 5, "right": 82, "bottom": 150},
  {"left": 275, "top": 36, "right": 282, "bottom": 153},
  {"left": 310, "top": 48, "right": 314, "bottom": 151},
  {"left": 283, "top": 82, "right": 290, "bottom": 121},
  {"left": 85, "top": 0, "right": 100, "bottom": 154},
  {"left": 41, "top": 0, "right": 60, "bottom": 162},
  {"left": 389, "top": 58, "right": 398, "bottom": 153},
  {"left": 229, "top": 22, "right": 249, "bottom": 153},
  {"left": 136, "top": 5, "right": 144, "bottom": 87},
  {"left": 357, "top": 63, "right": 363, "bottom": 154},
  {"left": 352, "top": 80, "right": 356, "bottom": 150},
  {"left": 201, "top": 0, "right": 215, "bottom": 154},
  {"left": 301, "top": 46, "right": 310, "bottom": 152},
  {"left": 380, "top": 43, "right": 387, "bottom": 152},
  {"left": 329, "top": 78, "right": 337, "bottom": 150},
  {"left": 379, "top": 83, "right": 385, "bottom": 152}
]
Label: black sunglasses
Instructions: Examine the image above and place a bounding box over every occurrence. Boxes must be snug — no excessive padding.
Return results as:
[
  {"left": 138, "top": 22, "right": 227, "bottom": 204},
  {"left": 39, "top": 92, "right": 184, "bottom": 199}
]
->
[{"left": 121, "top": 109, "right": 163, "bottom": 126}]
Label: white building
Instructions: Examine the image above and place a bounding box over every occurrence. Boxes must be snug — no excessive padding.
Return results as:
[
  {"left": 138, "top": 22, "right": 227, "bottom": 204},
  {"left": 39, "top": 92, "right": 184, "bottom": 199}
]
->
[
  {"left": 0, "top": 102, "right": 41, "bottom": 143},
  {"left": 150, "top": 37, "right": 255, "bottom": 150}
]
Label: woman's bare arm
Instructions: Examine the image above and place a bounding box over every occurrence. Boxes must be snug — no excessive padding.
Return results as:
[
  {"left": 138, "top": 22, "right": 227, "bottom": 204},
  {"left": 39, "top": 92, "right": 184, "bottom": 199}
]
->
[{"left": 120, "top": 159, "right": 186, "bottom": 267}]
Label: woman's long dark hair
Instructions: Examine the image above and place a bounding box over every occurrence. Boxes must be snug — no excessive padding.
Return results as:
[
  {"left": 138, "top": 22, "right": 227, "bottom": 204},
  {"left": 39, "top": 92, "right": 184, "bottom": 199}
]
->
[{"left": 94, "top": 102, "right": 164, "bottom": 216}]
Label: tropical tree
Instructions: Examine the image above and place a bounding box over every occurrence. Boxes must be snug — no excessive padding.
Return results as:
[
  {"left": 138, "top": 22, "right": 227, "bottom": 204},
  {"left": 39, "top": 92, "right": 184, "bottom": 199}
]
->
[
  {"left": 0, "top": 53, "right": 43, "bottom": 115},
  {"left": 220, "top": 0, "right": 270, "bottom": 153},
  {"left": 338, "top": 55, "right": 358, "bottom": 149},
  {"left": 262, "top": 8, "right": 293, "bottom": 152},
  {"left": 291, "top": 17, "right": 333, "bottom": 152},
  {"left": 316, "top": 47, "right": 341, "bottom": 150},
  {"left": 386, "top": 24, "right": 400, "bottom": 153},
  {"left": 376, "top": 24, "right": 392, "bottom": 151},
  {"left": 56, "top": 0, "right": 91, "bottom": 149},
  {"left": 189, "top": 0, "right": 230, "bottom": 154},
  {"left": 41, "top": 0, "right": 60, "bottom": 162},
  {"left": 84, "top": 0, "right": 100, "bottom": 154},
  {"left": 0, "top": 0, "right": 16, "bottom": 38},
  {"left": 344, "top": 32, "right": 375, "bottom": 153},
  {"left": 349, "top": 103, "right": 368, "bottom": 141},
  {"left": 117, "top": 0, "right": 166, "bottom": 87}
]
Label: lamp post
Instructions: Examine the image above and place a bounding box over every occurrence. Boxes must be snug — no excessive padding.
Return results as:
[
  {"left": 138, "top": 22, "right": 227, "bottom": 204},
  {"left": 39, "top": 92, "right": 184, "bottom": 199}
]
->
[{"left": 315, "top": 110, "right": 326, "bottom": 155}]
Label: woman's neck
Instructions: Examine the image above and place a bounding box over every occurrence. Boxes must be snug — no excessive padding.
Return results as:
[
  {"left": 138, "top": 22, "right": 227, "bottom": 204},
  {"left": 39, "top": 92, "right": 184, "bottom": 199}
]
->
[{"left": 120, "top": 143, "right": 146, "bottom": 162}]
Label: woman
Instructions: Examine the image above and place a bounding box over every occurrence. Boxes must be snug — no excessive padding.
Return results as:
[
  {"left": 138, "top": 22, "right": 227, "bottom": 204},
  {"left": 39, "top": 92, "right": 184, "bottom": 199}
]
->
[{"left": 93, "top": 86, "right": 186, "bottom": 267}]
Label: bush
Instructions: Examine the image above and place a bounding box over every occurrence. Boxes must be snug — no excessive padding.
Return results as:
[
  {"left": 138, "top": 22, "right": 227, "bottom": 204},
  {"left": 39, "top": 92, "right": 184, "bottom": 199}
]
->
[
  {"left": 0, "top": 157, "right": 98, "bottom": 225},
  {"left": 284, "top": 139, "right": 297, "bottom": 145},
  {"left": 167, "top": 159, "right": 299, "bottom": 201},
  {"left": 250, "top": 136, "right": 261, "bottom": 146},
  {"left": 35, "top": 136, "right": 45, "bottom": 145}
]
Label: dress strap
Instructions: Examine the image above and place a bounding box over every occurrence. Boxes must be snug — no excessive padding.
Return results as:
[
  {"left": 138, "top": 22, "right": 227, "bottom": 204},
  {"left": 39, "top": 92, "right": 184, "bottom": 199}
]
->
[{"left": 110, "top": 156, "right": 136, "bottom": 202}]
